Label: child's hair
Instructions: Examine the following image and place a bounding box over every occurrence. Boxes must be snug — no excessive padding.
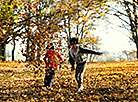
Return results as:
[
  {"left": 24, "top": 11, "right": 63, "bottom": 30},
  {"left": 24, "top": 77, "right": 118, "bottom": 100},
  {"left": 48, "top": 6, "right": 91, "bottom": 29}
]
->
[{"left": 46, "top": 43, "right": 54, "bottom": 50}]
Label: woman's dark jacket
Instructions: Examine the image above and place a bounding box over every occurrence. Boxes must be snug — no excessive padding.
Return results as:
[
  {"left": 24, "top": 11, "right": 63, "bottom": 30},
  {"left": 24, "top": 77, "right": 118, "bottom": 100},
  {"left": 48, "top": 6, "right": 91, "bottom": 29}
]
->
[{"left": 69, "top": 46, "right": 101, "bottom": 68}]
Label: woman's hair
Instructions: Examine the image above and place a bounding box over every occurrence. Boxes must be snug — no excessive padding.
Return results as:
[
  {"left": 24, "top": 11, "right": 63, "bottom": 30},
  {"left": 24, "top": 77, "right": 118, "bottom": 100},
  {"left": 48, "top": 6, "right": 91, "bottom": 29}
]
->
[{"left": 70, "top": 37, "right": 79, "bottom": 45}]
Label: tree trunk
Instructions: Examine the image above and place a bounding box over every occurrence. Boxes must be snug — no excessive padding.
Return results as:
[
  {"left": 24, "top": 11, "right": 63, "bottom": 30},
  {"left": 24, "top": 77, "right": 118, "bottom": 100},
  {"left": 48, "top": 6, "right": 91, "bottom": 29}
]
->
[
  {"left": 89, "top": 54, "right": 96, "bottom": 62},
  {"left": 136, "top": 44, "right": 138, "bottom": 59},
  {"left": 0, "top": 43, "right": 2, "bottom": 61},
  {"left": 37, "top": 43, "right": 40, "bottom": 61},
  {"left": 26, "top": 38, "right": 30, "bottom": 61},
  {"left": 12, "top": 40, "right": 15, "bottom": 61},
  {"left": 89, "top": 54, "right": 93, "bottom": 62},
  {"left": 30, "top": 42, "right": 36, "bottom": 60},
  {"left": 1, "top": 43, "right": 6, "bottom": 61},
  {"left": 68, "top": 16, "right": 71, "bottom": 37}
]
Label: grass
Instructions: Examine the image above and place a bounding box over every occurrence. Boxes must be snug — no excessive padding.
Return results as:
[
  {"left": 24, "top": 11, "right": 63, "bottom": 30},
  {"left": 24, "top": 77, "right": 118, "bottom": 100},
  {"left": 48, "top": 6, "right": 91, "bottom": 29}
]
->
[{"left": 0, "top": 61, "right": 138, "bottom": 101}]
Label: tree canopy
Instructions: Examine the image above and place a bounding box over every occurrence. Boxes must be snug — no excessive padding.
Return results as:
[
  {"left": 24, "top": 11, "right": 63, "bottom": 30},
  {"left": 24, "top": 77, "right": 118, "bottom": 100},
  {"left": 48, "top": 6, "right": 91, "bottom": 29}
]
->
[{"left": 0, "top": 0, "right": 109, "bottom": 66}]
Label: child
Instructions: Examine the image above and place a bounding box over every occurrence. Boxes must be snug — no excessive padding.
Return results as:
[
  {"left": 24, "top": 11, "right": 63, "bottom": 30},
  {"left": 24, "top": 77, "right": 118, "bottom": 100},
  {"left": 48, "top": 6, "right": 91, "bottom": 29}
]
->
[
  {"left": 43, "top": 43, "right": 63, "bottom": 88},
  {"left": 69, "top": 37, "right": 103, "bottom": 92}
]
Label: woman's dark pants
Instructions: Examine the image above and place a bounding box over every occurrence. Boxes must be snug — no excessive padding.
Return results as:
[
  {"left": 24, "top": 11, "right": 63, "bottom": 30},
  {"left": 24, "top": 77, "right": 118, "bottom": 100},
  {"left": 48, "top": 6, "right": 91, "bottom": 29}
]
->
[{"left": 75, "top": 62, "right": 87, "bottom": 88}]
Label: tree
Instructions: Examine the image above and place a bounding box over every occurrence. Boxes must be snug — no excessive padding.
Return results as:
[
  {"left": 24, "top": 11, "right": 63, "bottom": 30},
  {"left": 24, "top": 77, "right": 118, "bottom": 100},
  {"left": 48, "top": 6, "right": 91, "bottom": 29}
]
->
[
  {"left": 108, "top": 0, "right": 138, "bottom": 59},
  {"left": 18, "top": 0, "right": 109, "bottom": 62},
  {"left": 59, "top": 0, "right": 109, "bottom": 39},
  {"left": 0, "top": 0, "right": 109, "bottom": 65},
  {"left": 16, "top": 0, "right": 66, "bottom": 67},
  {"left": 123, "top": 50, "right": 136, "bottom": 61},
  {"left": 57, "top": 0, "right": 108, "bottom": 62},
  {"left": 0, "top": 0, "right": 20, "bottom": 61}
]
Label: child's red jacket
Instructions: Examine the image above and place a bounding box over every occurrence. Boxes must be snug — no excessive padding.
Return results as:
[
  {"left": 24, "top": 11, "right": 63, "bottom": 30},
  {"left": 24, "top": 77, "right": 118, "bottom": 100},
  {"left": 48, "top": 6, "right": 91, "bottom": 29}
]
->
[{"left": 43, "top": 50, "right": 63, "bottom": 69}]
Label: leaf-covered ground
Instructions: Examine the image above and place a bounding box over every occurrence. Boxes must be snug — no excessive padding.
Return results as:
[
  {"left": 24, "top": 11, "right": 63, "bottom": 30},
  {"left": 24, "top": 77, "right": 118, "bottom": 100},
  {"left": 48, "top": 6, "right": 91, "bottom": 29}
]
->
[{"left": 0, "top": 61, "right": 138, "bottom": 101}]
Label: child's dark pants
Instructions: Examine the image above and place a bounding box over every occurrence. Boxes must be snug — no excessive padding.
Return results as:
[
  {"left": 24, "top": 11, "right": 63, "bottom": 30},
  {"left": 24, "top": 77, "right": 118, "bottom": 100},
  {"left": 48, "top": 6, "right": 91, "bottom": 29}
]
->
[{"left": 44, "top": 67, "right": 55, "bottom": 87}]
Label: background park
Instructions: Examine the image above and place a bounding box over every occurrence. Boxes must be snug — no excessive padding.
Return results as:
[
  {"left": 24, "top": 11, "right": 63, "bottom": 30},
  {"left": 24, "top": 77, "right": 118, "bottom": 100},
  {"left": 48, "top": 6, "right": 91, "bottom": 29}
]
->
[{"left": 0, "top": 0, "right": 138, "bottom": 101}]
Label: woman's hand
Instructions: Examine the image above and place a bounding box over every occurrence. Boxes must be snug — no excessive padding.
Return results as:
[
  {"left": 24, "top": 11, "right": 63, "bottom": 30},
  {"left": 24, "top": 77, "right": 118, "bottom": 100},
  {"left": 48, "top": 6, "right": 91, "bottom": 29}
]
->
[{"left": 99, "top": 52, "right": 103, "bottom": 55}]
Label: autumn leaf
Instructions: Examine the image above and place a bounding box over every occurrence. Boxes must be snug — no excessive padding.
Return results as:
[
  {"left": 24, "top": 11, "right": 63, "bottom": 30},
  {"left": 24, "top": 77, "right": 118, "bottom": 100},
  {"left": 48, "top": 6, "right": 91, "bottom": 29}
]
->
[{"left": 1, "top": 61, "right": 138, "bottom": 101}]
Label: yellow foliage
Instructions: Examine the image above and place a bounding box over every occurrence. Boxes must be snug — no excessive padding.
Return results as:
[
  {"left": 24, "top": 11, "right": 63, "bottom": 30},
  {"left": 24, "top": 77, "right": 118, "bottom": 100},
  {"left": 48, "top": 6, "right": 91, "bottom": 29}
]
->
[
  {"left": 82, "top": 16, "right": 87, "bottom": 21},
  {"left": 100, "top": 13, "right": 105, "bottom": 17},
  {"left": 86, "top": 31, "right": 90, "bottom": 34}
]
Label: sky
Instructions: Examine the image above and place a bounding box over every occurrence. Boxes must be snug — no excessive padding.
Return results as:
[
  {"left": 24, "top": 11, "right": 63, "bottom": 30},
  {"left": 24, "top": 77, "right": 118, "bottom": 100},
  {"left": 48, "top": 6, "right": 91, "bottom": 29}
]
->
[
  {"left": 93, "top": 15, "right": 136, "bottom": 53},
  {"left": 95, "top": 27, "right": 136, "bottom": 52}
]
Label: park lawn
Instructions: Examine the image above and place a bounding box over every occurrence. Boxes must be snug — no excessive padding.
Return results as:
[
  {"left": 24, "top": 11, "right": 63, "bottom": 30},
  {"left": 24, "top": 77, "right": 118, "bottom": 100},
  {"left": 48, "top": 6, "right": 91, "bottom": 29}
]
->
[{"left": 0, "top": 61, "right": 138, "bottom": 101}]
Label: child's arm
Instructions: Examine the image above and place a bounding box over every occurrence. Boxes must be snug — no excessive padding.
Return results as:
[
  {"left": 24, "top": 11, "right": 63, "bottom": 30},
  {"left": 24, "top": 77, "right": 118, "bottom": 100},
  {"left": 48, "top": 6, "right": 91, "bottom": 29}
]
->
[
  {"left": 56, "top": 52, "right": 63, "bottom": 69},
  {"left": 79, "top": 46, "right": 103, "bottom": 55},
  {"left": 56, "top": 52, "right": 63, "bottom": 63}
]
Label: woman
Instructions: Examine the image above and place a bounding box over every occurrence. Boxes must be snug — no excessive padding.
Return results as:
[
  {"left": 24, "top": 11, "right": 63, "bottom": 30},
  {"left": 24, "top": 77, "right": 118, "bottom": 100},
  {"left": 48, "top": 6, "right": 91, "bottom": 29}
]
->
[{"left": 69, "top": 37, "right": 103, "bottom": 92}]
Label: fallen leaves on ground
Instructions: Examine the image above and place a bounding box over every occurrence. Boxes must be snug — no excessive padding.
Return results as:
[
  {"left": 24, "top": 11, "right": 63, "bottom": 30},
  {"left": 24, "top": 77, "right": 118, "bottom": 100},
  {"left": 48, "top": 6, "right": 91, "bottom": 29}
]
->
[{"left": 0, "top": 61, "right": 138, "bottom": 101}]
